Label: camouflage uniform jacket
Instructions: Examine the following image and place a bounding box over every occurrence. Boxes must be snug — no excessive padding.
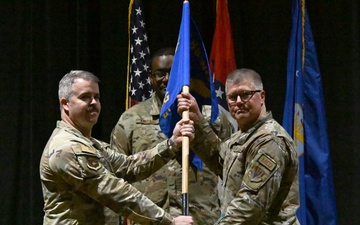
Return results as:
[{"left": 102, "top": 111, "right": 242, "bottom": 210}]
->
[
  {"left": 110, "top": 94, "right": 233, "bottom": 224},
  {"left": 192, "top": 112, "right": 300, "bottom": 224},
  {"left": 40, "top": 120, "right": 176, "bottom": 225}
]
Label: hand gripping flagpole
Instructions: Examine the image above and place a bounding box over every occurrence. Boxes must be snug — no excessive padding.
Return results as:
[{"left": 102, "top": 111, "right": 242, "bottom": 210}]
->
[
  {"left": 181, "top": 0, "right": 190, "bottom": 216},
  {"left": 159, "top": 0, "right": 191, "bottom": 215},
  {"left": 181, "top": 85, "right": 190, "bottom": 215}
]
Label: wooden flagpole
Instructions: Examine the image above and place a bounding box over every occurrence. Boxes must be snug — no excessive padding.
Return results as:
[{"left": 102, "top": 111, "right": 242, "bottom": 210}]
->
[{"left": 181, "top": 85, "right": 190, "bottom": 215}]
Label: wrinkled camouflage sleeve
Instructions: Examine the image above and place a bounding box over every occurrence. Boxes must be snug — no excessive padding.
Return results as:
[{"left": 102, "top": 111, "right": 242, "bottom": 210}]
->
[
  {"left": 201, "top": 105, "right": 234, "bottom": 141},
  {"left": 48, "top": 141, "right": 174, "bottom": 225},
  {"left": 190, "top": 114, "right": 225, "bottom": 176},
  {"left": 104, "top": 140, "right": 176, "bottom": 183}
]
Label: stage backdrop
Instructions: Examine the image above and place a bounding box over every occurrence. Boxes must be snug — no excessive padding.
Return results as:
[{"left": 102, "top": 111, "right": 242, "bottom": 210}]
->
[{"left": 0, "top": 0, "right": 359, "bottom": 224}]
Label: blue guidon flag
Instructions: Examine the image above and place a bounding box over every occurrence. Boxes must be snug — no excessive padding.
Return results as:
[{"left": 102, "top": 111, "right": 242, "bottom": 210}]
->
[
  {"left": 160, "top": 1, "right": 218, "bottom": 170},
  {"left": 282, "top": 0, "right": 337, "bottom": 224}
]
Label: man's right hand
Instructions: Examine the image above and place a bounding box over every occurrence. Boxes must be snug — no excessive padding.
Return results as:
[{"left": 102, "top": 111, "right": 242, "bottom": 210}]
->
[
  {"left": 171, "top": 118, "right": 195, "bottom": 148},
  {"left": 172, "top": 215, "right": 193, "bottom": 225},
  {"left": 177, "top": 92, "right": 202, "bottom": 124}
]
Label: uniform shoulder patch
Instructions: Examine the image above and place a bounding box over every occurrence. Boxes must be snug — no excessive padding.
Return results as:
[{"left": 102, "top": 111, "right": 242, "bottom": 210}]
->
[
  {"left": 243, "top": 153, "right": 278, "bottom": 191},
  {"left": 258, "top": 154, "right": 276, "bottom": 171},
  {"left": 80, "top": 145, "right": 101, "bottom": 170},
  {"left": 86, "top": 156, "right": 101, "bottom": 171}
]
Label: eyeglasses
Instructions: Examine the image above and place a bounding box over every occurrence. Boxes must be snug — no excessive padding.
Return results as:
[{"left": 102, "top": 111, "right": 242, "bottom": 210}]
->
[
  {"left": 226, "top": 90, "right": 261, "bottom": 103},
  {"left": 151, "top": 70, "right": 170, "bottom": 80}
]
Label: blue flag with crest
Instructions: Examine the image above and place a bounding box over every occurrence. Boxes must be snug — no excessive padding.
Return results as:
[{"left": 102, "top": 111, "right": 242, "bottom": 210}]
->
[
  {"left": 160, "top": 1, "right": 219, "bottom": 170},
  {"left": 282, "top": 0, "right": 337, "bottom": 224}
]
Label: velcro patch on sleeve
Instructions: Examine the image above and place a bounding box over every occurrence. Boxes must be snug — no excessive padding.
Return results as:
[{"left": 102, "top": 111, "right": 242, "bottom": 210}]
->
[
  {"left": 248, "top": 165, "right": 266, "bottom": 183},
  {"left": 258, "top": 154, "right": 276, "bottom": 171},
  {"left": 137, "top": 119, "right": 158, "bottom": 125},
  {"left": 72, "top": 144, "right": 102, "bottom": 173},
  {"left": 86, "top": 156, "right": 101, "bottom": 171},
  {"left": 81, "top": 145, "right": 96, "bottom": 154},
  {"left": 243, "top": 153, "right": 277, "bottom": 191}
]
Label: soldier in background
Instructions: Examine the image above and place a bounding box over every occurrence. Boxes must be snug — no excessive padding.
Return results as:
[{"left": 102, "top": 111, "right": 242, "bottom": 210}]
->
[
  {"left": 177, "top": 68, "right": 300, "bottom": 224},
  {"left": 110, "top": 48, "right": 233, "bottom": 224},
  {"left": 39, "top": 70, "right": 194, "bottom": 225}
]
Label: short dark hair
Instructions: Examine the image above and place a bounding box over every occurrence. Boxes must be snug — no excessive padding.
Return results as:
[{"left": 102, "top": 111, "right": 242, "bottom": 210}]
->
[{"left": 149, "top": 47, "right": 175, "bottom": 70}]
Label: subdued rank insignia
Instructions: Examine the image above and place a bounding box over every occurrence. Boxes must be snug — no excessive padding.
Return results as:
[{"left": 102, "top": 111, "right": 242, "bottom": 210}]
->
[
  {"left": 87, "top": 157, "right": 101, "bottom": 171},
  {"left": 258, "top": 154, "right": 276, "bottom": 171}
]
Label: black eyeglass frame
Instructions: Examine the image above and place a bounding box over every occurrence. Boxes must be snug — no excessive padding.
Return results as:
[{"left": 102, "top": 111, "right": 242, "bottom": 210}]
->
[
  {"left": 150, "top": 70, "right": 170, "bottom": 80},
  {"left": 226, "top": 90, "right": 262, "bottom": 103}
]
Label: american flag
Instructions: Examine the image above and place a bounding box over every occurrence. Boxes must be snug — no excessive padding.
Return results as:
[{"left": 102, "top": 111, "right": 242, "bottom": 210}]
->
[{"left": 127, "top": 0, "right": 153, "bottom": 109}]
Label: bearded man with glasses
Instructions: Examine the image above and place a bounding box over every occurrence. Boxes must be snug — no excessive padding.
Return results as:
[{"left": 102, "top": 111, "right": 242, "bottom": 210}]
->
[{"left": 177, "top": 68, "right": 300, "bottom": 224}]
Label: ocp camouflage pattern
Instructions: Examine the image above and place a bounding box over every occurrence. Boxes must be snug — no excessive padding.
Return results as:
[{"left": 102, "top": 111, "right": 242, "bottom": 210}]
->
[
  {"left": 40, "top": 120, "right": 177, "bottom": 225},
  {"left": 192, "top": 112, "right": 300, "bottom": 224},
  {"left": 110, "top": 94, "right": 234, "bottom": 224}
]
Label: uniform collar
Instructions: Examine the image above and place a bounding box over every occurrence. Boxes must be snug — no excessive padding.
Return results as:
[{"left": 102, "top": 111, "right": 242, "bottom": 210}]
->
[
  {"left": 57, "top": 120, "right": 94, "bottom": 145},
  {"left": 232, "top": 111, "right": 273, "bottom": 145},
  {"left": 149, "top": 94, "right": 163, "bottom": 116}
]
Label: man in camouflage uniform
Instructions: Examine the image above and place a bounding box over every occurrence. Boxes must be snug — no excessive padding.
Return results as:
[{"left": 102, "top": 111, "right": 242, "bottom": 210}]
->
[
  {"left": 177, "top": 68, "right": 300, "bottom": 224},
  {"left": 39, "top": 70, "right": 194, "bottom": 225},
  {"left": 110, "top": 48, "right": 233, "bottom": 224}
]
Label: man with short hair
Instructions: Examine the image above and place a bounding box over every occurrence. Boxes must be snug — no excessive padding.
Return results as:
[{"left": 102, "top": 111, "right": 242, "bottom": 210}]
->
[
  {"left": 40, "top": 70, "right": 194, "bottom": 225},
  {"left": 177, "top": 68, "right": 300, "bottom": 224}
]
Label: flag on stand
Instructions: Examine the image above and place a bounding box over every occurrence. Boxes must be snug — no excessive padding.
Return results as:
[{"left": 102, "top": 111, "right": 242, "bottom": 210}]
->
[
  {"left": 209, "top": 0, "right": 237, "bottom": 111},
  {"left": 159, "top": 1, "right": 219, "bottom": 170},
  {"left": 126, "top": 0, "right": 153, "bottom": 109},
  {"left": 282, "top": 0, "right": 337, "bottom": 224},
  {"left": 209, "top": 0, "right": 237, "bottom": 130}
]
